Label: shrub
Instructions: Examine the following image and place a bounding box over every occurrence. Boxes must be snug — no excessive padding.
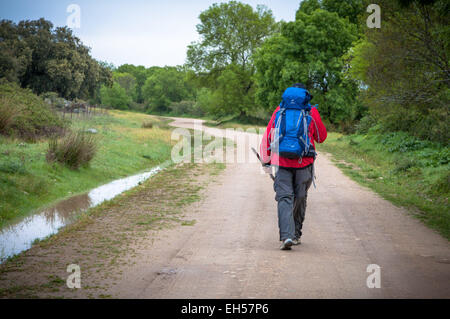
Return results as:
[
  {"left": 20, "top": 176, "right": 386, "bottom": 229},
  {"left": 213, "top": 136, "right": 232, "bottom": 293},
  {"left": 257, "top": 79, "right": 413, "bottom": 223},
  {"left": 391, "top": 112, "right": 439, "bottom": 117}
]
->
[
  {"left": 416, "top": 148, "right": 450, "bottom": 167},
  {"left": 392, "top": 158, "right": 416, "bottom": 174},
  {"left": 46, "top": 130, "right": 97, "bottom": 169},
  {"left": 0, "top": 160, "right": 26, "bottom": 174},
  {"left": 0, "top": 96, "right": 18, "bottom": 134},
  {"left": 194, "top": 88, "right": 215, "bottom": 116},
  {"left": 129, "top": 101, "right": 146, "bottom": 112},
  {"left": 141, "top": 121, "right": 153, "bottom": 129},
  {"left": 355, "top": 115, "right": 376, "bottom": 134},
  {"left": 380, "top": 132, "right": 429, "bottom": 153},
  {"left": 429, "top": 172, "right": 450, "bottom": 196},
  {"left": 339, "top": 121, "right": 357, "bottom": 134},
  {"left": 0, "top": 82, "right": 66, "bottom": 140},
  {"left": 42, "top": 92, "right": 70, "bottom": 109},
  {"left": 41, "top": 92, "right": 59, "bottom": 105},
  {"left": 168, "top": 100, "right": 196, "bottom": 116},
  {"left": 322, "top": 118, "right": 337, "bottom": 132},
  {"left": 100, "top": 83, "right": 131, "bottom": 110}
]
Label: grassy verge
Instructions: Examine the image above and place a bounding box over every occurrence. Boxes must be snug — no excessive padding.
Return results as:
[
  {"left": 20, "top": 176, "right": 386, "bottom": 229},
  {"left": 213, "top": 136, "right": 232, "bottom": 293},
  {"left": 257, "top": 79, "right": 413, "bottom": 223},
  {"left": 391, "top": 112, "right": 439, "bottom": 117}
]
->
[
  {"left": 0, "top": 162, "right": 225, "bottom": 298},
  {"left": 317, "top": 132, "right": 449, "bottom": 239},
  {"left": 0, "top": 110, "right": 175, "bottom": 227}
]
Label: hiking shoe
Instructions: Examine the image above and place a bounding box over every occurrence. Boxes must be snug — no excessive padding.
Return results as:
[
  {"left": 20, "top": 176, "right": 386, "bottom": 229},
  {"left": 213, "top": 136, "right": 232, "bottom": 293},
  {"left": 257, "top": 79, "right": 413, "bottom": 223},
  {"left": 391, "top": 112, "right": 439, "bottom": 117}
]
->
[
  {"left": 292, "top": 238, "right": 301, "bottom": 245},
  {"left": 280, "top": 238, "right": 293, "bottom": 250}
]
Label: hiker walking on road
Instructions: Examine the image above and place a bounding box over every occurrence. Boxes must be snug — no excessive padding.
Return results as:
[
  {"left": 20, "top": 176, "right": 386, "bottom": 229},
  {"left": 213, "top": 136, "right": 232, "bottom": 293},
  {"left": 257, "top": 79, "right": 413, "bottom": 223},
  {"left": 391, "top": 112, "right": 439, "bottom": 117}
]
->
[{"left": 260, "top": 83, "right": 327, "bottom": 250}]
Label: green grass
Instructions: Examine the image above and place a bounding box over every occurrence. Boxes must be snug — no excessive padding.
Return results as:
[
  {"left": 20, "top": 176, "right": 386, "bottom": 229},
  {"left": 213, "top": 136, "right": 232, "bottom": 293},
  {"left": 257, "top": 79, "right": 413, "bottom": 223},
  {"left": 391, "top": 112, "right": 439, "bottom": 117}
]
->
[
  {"left": 0, "top": 110, "right": 175, "bottom": 227},
  {"left": 318, "top": 131, "right": 449, "bottom": 239}
]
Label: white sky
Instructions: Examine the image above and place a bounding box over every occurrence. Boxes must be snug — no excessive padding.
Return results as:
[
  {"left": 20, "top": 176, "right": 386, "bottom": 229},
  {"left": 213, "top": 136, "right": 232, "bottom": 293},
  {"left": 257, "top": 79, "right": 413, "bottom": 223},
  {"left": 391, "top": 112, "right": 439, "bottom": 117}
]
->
[{"left": 0, "top": 0, "right": 301, "bottom": 67}]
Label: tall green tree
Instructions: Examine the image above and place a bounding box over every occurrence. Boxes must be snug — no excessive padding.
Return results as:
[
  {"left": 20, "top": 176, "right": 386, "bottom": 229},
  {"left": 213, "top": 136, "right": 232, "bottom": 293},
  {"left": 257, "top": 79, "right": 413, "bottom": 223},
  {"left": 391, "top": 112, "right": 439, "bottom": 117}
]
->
[
  {"left": 297, "top": 0, "right": 321, "bottom": 15},
  {"left": 321, "top": 0, "right": 364, "bottom": 25},
  {"left": 116, "top": 64, "right": 148, "bottom": 103},
  {"left": 0, "top": 20, "right": 32, "bottom": 83},
  {"left": 347, "top": 0, "right": 449, "bottom": 143},
  {"left": 255, "top": 8, "right": 359, "bottom": 125},
  {"left": 100, "top": 82, "right": 131, "bottom": 110},
  {"left": 0, "top": 18, "right": 112, "bottom": 101},
  {"left": 187, "top": 1, "right": 276, "bottom": 118},
  {"left": 113, "top": 72, "right": 137, "bottom": 101},
  {"left": 297, "top": 0, "right": 364, "bottom": 25},
  {"left": 142, "top": 66, "right": 193, "bottom": 113}
]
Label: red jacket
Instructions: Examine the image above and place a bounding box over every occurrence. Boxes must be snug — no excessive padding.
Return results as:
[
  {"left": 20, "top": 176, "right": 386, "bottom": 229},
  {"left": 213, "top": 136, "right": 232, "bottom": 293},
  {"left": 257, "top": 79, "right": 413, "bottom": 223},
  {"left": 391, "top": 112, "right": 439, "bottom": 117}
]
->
[{"left": 260, "top": 106, "right": 327, "bottom": 168}]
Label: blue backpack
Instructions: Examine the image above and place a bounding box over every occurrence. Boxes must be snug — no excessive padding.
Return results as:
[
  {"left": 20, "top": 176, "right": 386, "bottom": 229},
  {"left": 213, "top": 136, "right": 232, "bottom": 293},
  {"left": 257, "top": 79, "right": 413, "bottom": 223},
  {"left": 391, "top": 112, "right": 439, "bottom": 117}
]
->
[{"left": 270, "top": 87, "right": 316, "bottom": 160}]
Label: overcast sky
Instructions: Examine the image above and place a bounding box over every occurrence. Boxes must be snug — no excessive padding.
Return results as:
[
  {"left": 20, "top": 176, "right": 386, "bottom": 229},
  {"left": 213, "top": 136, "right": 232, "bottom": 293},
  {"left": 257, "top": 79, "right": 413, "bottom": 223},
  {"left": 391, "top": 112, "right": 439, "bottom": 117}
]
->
[{"left": 0, "top": 0, "right": 301, "bottom": 67}]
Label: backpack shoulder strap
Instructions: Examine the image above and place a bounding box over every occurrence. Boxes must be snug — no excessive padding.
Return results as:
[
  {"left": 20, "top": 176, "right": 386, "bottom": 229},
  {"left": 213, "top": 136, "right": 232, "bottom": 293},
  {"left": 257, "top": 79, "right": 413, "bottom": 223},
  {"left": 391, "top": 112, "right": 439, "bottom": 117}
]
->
[{"left": 279, "top": 108, "right": 287, "bottom": 137}]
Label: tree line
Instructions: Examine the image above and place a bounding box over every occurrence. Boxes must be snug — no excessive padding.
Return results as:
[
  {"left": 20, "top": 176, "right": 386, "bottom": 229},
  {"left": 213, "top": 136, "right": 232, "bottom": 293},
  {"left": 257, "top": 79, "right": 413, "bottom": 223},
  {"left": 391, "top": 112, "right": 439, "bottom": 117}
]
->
[
  {"left": 100, "top": 0, "right": 448, "bottom": 144},
  {"left": 0, "top": 18, "right": 112, "bottom": 102},
  {"left": 0, "top": 0, "right": 448, "bottom": 144}
]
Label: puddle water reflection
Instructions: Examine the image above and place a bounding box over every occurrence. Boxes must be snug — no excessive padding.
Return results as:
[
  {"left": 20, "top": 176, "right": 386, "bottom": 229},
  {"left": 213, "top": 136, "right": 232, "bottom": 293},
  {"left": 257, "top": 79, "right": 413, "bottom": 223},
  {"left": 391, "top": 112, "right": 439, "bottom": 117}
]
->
[{"left": 0, "top": 166, "right": 162, "bottom": 262}]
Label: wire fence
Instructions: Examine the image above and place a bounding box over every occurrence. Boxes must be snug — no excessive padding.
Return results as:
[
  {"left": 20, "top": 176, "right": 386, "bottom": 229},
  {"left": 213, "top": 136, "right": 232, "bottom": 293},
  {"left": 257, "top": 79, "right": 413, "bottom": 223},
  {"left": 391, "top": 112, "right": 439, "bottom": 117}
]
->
[{"left": 60, "top": 103, "right": 110, "bottom": 120}]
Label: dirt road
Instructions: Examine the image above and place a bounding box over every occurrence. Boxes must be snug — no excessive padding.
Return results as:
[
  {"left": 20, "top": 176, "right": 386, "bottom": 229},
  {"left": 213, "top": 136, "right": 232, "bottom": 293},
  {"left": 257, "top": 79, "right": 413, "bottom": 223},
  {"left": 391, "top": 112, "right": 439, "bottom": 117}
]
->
[{"left": 107, "top": 117, "right": 450, "bottom": 298}]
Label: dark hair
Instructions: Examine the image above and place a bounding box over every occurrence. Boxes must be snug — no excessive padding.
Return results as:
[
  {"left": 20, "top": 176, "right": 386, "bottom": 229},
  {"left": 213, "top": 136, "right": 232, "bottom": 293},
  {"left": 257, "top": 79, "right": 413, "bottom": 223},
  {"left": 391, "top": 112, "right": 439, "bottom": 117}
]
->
[{"left": 292, "top": 83, "right": 307, "bottom": 89}]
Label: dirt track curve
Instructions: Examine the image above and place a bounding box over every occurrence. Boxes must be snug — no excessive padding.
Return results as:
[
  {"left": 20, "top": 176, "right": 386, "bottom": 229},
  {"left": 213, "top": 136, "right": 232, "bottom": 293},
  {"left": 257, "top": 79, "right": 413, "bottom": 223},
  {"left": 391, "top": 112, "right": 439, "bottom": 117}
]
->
[{"left": 109, "top": 117, "right": 449, "bottom": 298}]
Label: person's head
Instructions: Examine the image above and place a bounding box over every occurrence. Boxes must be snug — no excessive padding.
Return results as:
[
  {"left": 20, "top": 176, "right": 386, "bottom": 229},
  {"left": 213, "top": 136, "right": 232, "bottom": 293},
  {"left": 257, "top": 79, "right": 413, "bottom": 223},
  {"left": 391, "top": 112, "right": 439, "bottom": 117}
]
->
[{"left": 292, "top": 83, "right": 307, "bottom": 90}]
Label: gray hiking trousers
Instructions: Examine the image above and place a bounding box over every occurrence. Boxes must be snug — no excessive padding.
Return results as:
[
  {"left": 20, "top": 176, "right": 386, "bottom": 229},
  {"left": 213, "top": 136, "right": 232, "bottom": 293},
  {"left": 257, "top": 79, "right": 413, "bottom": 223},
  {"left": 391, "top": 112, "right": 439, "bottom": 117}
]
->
[{"left": 274, "top": 165, "right": 314, "bottom": 241}]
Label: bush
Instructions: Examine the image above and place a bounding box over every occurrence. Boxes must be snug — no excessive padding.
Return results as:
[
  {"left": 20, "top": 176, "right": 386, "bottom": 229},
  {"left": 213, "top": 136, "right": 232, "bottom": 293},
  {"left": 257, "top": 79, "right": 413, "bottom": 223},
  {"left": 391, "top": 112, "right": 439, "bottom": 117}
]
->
[
  {"left": 42, "top": 92, "right": 70, "bottom": 110},
  {"left": 0, "top": 160, "right": 26, "bottom": 174},
  {"left": 0, "top": 82, "right": 66, "bottom": 140},
  {"left": 41, "top": 92, "right": 59, "bottom": 104},
  {"left": 339, "top": 121, "right": 357, "bottom": 134},
  {"left": 141, "top": 121, "right": 153, "bottom": 129},
  {"left": 129, "top": 101, "right": 146, "bottom": 112},
  {"left": 100, "top": 83, "right": 131, "bottom": 110},
  {"left": 355, "top": 115, "right": 376, "bottom": 134},
  {"left": 0, "top": 96, "right": 18, "bottom": 134},
  {"left": 321, "top": 118, "right": 338, "bottom": 132},
  {"left": 194, "top": 88, "right": 215, "bottom": 116},
  {"left": 416, "top": 148, "right": 449, "bottom": 167},
  {"left": 168, "top": 100, "right": 196, "bottom": 116},
  {"left": 380, "top": 132, "right": 429, "bottom": 153},
  {"left": 429, "top": 171, "right": 450, "bottom": 196},
  {"left": 392, "top": 158, "right": 416, "bottom": 174},
  {"left": 46, "top": 130, "right": 97, "bottom": 169}
]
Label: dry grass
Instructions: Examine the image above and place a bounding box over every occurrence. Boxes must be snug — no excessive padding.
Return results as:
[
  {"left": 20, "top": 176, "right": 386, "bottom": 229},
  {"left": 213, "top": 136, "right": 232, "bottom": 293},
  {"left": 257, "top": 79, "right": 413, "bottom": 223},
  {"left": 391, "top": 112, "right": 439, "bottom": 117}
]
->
[
  {"left": 141, "top": 121, "right": 153, "bottom": 129},
  {"left": 46, "top": 130, "right": 97, "bottom": 169}
]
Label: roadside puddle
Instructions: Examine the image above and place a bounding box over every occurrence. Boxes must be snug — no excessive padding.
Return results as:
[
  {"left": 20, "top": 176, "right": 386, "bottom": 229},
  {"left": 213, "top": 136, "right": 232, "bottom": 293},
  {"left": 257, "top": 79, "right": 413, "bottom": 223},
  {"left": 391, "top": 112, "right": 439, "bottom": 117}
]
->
[{"left": 0, "top": 166, "right": 162, "bottom": 263}]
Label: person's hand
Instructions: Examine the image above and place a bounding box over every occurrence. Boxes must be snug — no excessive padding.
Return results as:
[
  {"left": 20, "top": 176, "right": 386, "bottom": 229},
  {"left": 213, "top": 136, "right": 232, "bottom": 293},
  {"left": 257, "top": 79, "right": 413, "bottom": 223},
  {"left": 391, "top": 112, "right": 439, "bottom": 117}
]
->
[{"left": 262, "top": 165, "right": 272, "bottom": 175}]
